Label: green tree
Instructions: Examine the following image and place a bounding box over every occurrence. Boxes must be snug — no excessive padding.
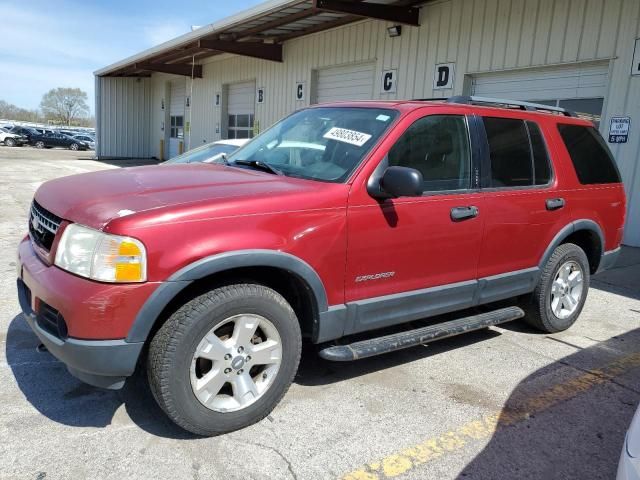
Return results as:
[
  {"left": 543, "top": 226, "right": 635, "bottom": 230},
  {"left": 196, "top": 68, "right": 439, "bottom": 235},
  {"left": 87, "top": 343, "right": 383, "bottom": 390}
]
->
[{"left": 40, "top": 87, "right": 89, "bottom": 126}]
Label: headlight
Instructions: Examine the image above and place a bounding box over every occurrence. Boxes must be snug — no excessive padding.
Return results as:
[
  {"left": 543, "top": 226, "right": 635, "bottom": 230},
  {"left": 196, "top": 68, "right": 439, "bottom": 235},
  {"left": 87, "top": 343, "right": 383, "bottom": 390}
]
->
[{"left": 54, "top": 224, "right": 147, "bottom": 283}]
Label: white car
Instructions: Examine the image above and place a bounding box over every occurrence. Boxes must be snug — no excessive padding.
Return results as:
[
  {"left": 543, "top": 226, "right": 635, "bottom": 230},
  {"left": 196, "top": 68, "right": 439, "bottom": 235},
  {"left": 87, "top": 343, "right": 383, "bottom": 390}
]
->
[
  {"left": 164, "top": 138, "right": 248, "bottom": 164},
  {"left": 0, "top": 128, "right": 26, "bottom": 147},
  {"left": 72, "top": 134, "right": 96, "bottom": 150},
  {"left": 618, "top": 404, "right": 640, "bottom": 479}
]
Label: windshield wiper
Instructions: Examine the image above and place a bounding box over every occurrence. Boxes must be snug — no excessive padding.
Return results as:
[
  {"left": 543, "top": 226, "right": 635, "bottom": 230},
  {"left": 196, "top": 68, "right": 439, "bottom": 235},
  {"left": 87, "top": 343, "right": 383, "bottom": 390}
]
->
[{"left": 233, "top": 159, "right": 283, "bottom": 176}]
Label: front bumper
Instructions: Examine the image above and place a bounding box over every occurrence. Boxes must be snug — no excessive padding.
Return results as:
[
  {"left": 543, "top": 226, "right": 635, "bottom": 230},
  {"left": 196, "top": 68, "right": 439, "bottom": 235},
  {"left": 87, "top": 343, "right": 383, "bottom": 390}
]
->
[
  {"left": 17, "top": 278, "right": 143, "bottom": 389},
  {"left": 16, "top": 237, "right": 158, "bottom": 389}
]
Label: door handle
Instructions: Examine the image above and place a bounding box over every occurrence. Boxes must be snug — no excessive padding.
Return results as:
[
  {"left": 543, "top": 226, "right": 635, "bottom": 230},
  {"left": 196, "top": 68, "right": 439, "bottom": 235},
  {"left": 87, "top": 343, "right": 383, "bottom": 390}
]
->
[
  {"left": 451, "top": 206, "right": 479, "bottom": 221},
  {"left": 546, "top": 198, "right": 565, "bottom": 211}
]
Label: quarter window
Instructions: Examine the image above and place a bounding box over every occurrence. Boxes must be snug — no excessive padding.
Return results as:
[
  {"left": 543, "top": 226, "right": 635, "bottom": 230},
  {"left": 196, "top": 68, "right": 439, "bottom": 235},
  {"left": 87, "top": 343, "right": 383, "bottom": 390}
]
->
[
  {"left": 558, "top": 124, "right": 621, "bottom": 184},
  {"left": 388, "top": 115, "right": 471, "bottom": 192}
]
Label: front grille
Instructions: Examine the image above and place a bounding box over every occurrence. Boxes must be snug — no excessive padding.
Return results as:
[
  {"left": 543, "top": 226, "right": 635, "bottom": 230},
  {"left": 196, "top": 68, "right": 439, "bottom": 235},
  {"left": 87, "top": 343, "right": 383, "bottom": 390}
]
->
[{"left": 29, "top": 200, "right": 62, "bottom": 251}]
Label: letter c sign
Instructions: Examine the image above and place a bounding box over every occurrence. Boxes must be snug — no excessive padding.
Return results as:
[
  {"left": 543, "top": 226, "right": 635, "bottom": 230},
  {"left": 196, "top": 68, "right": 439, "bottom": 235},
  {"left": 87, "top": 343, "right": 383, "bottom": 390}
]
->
[
  {"left": 296, "top": 82, "right": 305, "bottom": 101},
  {"left": 381, "top": 69, "right": 397, "bottom": 94}
]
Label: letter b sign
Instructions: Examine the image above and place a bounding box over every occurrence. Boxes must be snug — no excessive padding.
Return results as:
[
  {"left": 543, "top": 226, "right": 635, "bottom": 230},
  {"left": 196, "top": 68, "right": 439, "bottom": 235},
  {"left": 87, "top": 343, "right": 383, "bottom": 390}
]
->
[{"left": 433, "top": 63, "right": 455, "bottom": 90}]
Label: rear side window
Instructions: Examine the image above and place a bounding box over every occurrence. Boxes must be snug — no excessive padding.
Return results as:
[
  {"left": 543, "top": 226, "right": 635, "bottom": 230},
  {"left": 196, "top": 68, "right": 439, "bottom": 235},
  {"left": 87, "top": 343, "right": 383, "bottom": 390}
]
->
[
  {"left": 558, "top": 124, "right": 621, "bottom": 184},
  {"left": 483, "top": 117, "right": 532, "bottom": 187},
  {"left": 527, "top": 121, "right": 552, "bottom": 185}
]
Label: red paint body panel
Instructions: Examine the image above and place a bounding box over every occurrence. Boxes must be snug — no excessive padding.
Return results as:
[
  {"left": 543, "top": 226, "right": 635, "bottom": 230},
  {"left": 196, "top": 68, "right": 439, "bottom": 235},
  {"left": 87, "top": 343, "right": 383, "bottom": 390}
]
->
[
  {"left": 18, "top": 100, "right": 627, "bottom": 341},
  {"left": 18, "top": 237, "right": 160, "bottom": 339}
]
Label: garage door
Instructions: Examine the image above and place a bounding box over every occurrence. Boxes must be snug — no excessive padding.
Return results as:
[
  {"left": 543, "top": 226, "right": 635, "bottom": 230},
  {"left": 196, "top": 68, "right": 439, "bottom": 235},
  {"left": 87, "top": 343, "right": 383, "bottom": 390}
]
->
[
  {"left": 169, "top": 79, "right": 185, "bottom": 158},
  {"left": 315, "top": 62, "right": 375, "bottom": 104},
  {"left": 227, "top": 81, "right": 255, "bottom": 139},
  {"left": 471, "top": 61, "right": 609, "bottom": 123}
]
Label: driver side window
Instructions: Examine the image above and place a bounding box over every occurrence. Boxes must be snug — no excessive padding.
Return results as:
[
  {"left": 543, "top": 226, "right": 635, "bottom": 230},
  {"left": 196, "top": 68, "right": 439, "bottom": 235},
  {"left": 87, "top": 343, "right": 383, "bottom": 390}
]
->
[{"left": 388, "top": 115, "right": 471, "bottom": 192}]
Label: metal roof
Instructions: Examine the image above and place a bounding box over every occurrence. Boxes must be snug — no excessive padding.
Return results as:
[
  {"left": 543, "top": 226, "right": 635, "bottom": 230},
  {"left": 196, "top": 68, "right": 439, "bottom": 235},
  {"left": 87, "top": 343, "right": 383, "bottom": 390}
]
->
[{"left": 95, "top": 0, "right": 424, "bottom": 77}]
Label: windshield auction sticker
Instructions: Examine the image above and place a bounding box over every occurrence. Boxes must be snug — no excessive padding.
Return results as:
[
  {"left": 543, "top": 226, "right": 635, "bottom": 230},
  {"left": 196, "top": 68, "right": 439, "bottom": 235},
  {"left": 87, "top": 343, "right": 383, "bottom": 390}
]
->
[{"left": 323, "top": 127, "right": 372, "bottom": 147}]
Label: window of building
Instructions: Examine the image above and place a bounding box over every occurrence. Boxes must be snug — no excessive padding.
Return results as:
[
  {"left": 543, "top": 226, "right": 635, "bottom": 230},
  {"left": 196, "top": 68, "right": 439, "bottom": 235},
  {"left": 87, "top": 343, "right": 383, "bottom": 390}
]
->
[
  {"left": 228, "top": 114, "right": 254, "bottom": 139},
  {"left": 483, "top": 117, "right": 533, "bottom": 187},
  {"left": 558, "top": 124, "right": 621, "bottom": 184},
  {"left": 387, "top": 115, "right": 471, "bottom": 192},
  {"left": 170, "top": 116, "right": 184, "bottom": 139},
  {"left": 533, "top": 98, "right": 604, "bottom": 126}
]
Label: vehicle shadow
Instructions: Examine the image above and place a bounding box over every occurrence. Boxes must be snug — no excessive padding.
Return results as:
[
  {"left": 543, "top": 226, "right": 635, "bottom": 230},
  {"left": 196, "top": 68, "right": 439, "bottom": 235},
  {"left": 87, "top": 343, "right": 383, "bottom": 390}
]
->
[
  {"left": 456, "top": 327, "right": 640, "bottom": 479},
  {"left": 6, "top": 311, "right": 503, "bottom": 439},
  {"left": 5, "top": 314, "right": 196, "bottom": 440}
]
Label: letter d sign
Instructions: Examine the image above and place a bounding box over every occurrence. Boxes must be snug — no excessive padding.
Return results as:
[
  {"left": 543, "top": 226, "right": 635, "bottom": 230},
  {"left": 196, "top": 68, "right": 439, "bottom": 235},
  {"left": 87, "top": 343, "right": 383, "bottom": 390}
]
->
[{"left": 433, "top": 63, "right": 455, "bottom": 90}]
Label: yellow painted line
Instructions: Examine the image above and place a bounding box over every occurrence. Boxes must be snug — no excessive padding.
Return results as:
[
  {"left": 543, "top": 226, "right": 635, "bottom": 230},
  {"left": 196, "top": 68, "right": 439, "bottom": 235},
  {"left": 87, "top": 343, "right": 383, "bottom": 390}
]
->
[{"left": 342, "top": 351, "right": 640, "bottom": 480}]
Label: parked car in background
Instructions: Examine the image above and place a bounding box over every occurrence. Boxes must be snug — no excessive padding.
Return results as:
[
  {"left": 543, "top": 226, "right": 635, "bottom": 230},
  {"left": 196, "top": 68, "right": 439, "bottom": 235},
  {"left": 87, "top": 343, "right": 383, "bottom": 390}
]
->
[
  {"left": 30, "top": 132, "right": 90, "bottom": 151},
  {"left": 0, "top": 127, "right": 27, "bottom": 147},
  {"left": 618, "top": 403, "right": 640, "bottom": 479},
  {"left": 6, "top": 126, "right": 38, "bottom": 142},
  {"left": 164, "top": 138, "right": 248, "bottom": 164},
  {"left": 71, "top": 134, "right": 95, "bottom": 150}
]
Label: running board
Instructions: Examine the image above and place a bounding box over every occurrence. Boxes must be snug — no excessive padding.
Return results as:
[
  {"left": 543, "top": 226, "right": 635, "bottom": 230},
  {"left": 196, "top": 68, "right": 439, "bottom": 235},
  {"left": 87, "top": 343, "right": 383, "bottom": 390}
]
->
[{"left": 318, "top": 306, "right": 524, "bottom": 361}]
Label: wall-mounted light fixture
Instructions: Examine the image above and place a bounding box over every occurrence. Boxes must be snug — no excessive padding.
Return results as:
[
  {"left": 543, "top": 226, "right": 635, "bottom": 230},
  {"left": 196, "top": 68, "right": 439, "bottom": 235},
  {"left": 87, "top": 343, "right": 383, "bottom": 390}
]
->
[{"left": 387, "top": 25, "right": 402, "bottom": 38}]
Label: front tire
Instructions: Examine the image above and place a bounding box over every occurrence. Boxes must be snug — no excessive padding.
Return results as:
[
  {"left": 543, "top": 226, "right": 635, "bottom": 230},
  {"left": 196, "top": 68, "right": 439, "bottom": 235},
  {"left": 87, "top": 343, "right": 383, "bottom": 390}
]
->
[
  {"left": 523, "top": 243, "right": 590, "bottom": 333},
  {"left": 147, "top": 284, "right": 302, "bottom": 436},
  {"left": 4, "top": 138, "right": 15, "bottom": 147},
  {"left": 35, "top": 141, "right": 45, "bottom": 149},
  {"left": 70, "top": 143, "right": 79, "bottom": 151}
]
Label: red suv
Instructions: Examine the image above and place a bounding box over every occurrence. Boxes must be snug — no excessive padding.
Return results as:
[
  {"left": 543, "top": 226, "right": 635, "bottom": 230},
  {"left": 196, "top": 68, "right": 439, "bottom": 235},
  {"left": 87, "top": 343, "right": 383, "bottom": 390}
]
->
[{"left": 17, "top": 97, "right": 625, "bottom": 435}]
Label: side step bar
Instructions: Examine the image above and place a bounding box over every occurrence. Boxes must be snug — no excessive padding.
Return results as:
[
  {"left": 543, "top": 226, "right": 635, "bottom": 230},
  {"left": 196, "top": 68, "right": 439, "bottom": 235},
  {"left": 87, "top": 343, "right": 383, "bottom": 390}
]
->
[{"left": 318, "top": 306, "right": 524, "bottom": 362}]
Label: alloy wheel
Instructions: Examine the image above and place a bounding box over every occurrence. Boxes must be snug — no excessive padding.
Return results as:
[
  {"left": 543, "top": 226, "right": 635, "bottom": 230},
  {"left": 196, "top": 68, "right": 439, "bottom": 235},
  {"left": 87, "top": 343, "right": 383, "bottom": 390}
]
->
[
  {"left": 190, "top": 313, "right": 282, "bottom": 413},
  {"left": 550, "top": 260, "right": 584, "bottom": 319}
]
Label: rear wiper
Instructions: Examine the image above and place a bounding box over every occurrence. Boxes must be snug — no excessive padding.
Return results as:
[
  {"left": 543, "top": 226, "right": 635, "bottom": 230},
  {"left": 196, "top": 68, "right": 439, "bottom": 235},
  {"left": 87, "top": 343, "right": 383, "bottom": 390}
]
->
[{"left": 233, "top": 159, "right": 283, "bottom": 176}]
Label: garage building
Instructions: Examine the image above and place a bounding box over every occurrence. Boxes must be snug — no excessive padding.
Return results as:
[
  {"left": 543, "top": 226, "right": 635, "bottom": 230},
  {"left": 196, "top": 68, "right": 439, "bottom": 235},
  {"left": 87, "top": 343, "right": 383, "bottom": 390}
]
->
[{"left": 95, "top": 0, "right": 640, "bottom": 246}]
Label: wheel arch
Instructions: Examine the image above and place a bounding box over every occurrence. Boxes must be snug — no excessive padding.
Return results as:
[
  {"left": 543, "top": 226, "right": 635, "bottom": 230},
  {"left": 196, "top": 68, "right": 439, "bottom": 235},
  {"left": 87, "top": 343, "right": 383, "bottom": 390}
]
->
[
  {"left": 539, "top": 220, "right": 604, "bottom": 274},
  {"left": 126, "top": 250, "right": 329, "bottom": 344}
]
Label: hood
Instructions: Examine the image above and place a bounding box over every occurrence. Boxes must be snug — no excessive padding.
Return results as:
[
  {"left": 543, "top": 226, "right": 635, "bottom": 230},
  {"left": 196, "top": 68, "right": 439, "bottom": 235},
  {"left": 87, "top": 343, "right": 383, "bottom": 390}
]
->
[{"left": 35, "top": 163, "right": 331, "bottom": 229}]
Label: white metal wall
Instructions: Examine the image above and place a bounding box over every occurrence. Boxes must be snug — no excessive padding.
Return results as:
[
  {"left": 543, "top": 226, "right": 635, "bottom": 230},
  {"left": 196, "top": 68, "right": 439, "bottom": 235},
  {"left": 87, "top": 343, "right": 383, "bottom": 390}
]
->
[
  {"left": 100, "top": 0, "right": 640, "bottom": 245},
  {"left": 95, "top": 76, "right": 152, "bottom": 158}
]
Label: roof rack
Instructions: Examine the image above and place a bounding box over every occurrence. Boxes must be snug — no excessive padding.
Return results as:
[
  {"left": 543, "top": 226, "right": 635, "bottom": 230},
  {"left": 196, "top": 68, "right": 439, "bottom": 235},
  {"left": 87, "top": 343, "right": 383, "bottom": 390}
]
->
[{"left": 413, "top": 96, "right": 575, "bottom": 117}]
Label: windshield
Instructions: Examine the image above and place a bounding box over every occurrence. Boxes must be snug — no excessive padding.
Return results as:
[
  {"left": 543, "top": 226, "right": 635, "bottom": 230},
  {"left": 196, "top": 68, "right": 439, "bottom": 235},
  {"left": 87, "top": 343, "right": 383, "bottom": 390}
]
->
[
  {"left": 165, "top": 142, "right": 241, "bottom": 164},
  {"left": 226, "top": 107, "right": 398, "bottom": 182}
]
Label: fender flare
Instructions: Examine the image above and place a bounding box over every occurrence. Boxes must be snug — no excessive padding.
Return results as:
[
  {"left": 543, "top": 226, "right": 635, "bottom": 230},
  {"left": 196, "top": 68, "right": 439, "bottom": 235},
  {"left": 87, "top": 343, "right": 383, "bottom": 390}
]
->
[
  {"left": 126, "top": 250, "right": 328, "bottom": 343},
  {"left": 538, "top": 219, "right": 605, "bottom": 270}
]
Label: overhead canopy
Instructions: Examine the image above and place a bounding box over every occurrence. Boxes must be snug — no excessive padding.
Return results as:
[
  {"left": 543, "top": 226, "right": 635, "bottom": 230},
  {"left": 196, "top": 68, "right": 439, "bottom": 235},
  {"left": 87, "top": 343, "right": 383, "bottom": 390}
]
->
[{"left": 96, "top": 0, "right": 423, "bottom": 77}]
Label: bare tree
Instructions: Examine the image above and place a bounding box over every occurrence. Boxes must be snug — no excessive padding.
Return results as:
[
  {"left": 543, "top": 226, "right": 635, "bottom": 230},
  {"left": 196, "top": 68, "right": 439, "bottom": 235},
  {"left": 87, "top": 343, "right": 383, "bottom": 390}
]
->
[
  {"left": 40, "top": 88, "right": 90, "bottom": 126},
  {"left": 0, "top": 100, "right": 41, "bottom": 122}
]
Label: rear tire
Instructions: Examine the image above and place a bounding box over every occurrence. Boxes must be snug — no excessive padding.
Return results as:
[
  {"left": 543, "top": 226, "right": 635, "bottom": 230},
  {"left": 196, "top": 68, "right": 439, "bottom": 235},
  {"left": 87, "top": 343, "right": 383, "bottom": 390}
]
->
[
  {"left": 147, "top": 284, "right": 302, "bottom": 436},
  {"left": 4, "top": 138, "right": 15, "bottom": 147},
  {"left": 35, "top": 141, "right": 45, "bottom": 149},
  {"left": 523, "top": 243, "right": 590, "bottom": 333},
  {"left": 70, "top": 143, "right": 79, "bottom": 151}
]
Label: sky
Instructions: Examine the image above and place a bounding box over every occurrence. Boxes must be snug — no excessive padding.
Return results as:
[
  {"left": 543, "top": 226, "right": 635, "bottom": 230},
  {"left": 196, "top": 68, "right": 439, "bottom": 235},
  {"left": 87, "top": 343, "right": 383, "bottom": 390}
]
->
[{"left": 0, "top": 0, "right": 264, "bottom": 114}]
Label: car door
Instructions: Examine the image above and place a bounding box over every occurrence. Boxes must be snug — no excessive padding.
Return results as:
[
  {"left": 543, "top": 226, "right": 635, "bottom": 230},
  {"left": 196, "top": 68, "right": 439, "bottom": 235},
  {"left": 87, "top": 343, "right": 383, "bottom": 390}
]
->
[
  {"left": 344, "top": 111, "right": 485, "bottom": 335},
  {"left": 474, "top": 114, "right": 572, "bottom": 301}
]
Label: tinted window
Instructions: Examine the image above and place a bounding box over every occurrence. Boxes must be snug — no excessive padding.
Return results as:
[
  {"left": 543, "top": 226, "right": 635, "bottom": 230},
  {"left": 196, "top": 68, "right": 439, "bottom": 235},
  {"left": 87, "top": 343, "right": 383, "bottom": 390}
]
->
[
  {"left": 388, "top": 115, "right": 470, "bottom": 191},
  {"left": 558, "top": 124, "right": 621, "bottom": 184},
  {"left": 484, "top": 117, "right": 532, "bottom": 187},
  {"left": 527, "top": 121, "right": 552, "bottom": 185}
]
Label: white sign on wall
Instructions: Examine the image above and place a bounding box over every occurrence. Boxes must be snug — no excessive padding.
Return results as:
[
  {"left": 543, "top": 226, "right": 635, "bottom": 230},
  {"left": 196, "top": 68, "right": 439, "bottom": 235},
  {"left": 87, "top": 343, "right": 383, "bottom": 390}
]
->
[
  {"left": 433, "top": 63, "right": 455, "bottom": 90},
  {"left": 381, "top": 69, "right": 397, "bottom": 94},
  {"left": 632, "top": 38, "right": 640, "bottom": 76},
  {"left": 608, "top": 116, "right": 631, "bottom": 144},
  {"left": 296, "top": 82, "right": 305, "bottom": 101}
]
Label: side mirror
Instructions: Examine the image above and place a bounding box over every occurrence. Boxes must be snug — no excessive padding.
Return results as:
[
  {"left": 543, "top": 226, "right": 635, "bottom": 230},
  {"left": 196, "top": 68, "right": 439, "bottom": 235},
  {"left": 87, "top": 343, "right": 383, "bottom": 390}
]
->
[{"left": 380, "top": 166, "right": 423, "bottom": 198}]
